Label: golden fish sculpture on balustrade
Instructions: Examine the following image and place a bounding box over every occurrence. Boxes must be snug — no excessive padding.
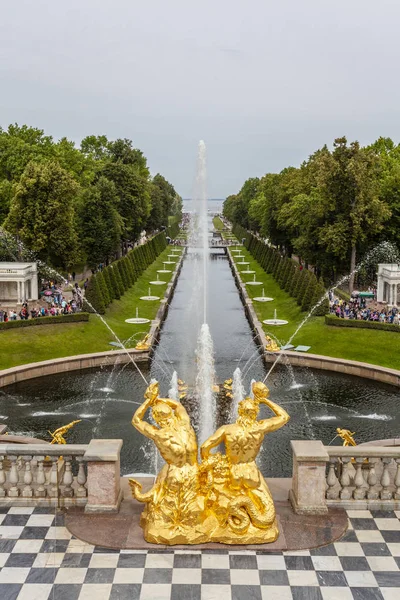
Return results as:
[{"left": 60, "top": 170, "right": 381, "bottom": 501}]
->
[{"left": 129, "top": 380, "right": 290, "bottom": 545}]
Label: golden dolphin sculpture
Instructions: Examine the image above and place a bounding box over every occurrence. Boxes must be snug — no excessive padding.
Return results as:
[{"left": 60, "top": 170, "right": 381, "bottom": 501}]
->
[{"left": 129, "top": 380, "right": 289, "bottom": 545}]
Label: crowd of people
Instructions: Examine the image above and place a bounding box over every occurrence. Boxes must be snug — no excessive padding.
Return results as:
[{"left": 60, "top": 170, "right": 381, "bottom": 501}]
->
[
  {"left": 0, "top": 281, "right": 85, "bottom": 323},
  {"left": 329, "top": 290, "right": 400, "bottom": 324}
]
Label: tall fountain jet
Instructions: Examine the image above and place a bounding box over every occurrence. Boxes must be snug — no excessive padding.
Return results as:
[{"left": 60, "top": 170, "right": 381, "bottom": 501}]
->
[{"left": 190, "top": 141, "right": 216, "bottom": 443}]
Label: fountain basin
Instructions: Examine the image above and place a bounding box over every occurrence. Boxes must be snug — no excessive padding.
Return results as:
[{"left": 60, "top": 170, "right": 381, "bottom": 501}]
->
[
  {"left": 254, "top": 297, "right": 274, "bottom": 302},
  {"left": 241, "top": 270, "right": 255, "bottom": 274},
  {"left": 163, "top": 261, "right": 176, "bottom": 265},
  {"left": 263, "top": 319, "right": 289, "bottom": 326},
  {"left": 157, "top": 269, "right": 171, "bottom": 273},
  {"left": 238, "top": 262, "right": 250, "bottom": 266},
  {"left": 140, "top": 296, "right": 160, "bottom": 301},
  {"left": 149, "top": 280, "right": 167, "bottom": 285},
  {"left": 246, "top": 281, "right": 263, "bottom": 286},
  {"left": 125, "top": 318, "right": 151, "bottom": 324}
]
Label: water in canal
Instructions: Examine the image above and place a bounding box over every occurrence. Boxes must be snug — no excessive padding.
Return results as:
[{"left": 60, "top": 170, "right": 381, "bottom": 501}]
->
[{"left": 1, "top": 244, "right": 399, "bottom": 477}]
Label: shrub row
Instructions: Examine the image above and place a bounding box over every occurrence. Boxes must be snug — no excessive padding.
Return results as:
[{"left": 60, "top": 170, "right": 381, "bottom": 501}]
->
[
  {"left": 0, "top": 312, "right": 90, "bottom": 331},
  {"left": 325, "top": 315, "right": 400, "bottom": 333},
  {"left": 233, "top": 225, "right": 329, "bottom": 315},
  {"left": 335, "top": 288, "right": 351, "bottom": 302},
  {"left": 167, "top": 217, "right": 180, "bottom": 239},
  {"left": 84, "top": 232, "right": 168, "bottom": 314}
]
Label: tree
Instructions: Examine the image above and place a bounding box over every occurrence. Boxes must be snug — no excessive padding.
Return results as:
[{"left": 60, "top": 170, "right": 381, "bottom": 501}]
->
[
  {"left": 317, "top": 138, "right": 390, "bottom": 292},
  {"left": 4, "top": 161, "right": 80, "bottom": 269},
  {"left": 84, "top": 274, "right": 106, "bottom": 314},
  {"left": 102, "top": 162, "right": 151, "bottom": 244},
  {"left": 78, "top": 177, "right": 122, "bottom": 270}
]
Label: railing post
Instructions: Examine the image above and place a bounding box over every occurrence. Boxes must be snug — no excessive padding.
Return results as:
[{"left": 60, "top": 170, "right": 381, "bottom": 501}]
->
[
  {"left": 290, "top": 440, "right": 329, "bottom": 514},
  {"left": 84, "top": 439, "right": 123, "bottom": 513}
]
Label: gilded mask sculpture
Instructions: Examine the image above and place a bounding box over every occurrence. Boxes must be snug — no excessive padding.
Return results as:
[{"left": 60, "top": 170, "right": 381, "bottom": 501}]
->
[{"left": 129, "top": 380, "right": 290, "bottom": 545}]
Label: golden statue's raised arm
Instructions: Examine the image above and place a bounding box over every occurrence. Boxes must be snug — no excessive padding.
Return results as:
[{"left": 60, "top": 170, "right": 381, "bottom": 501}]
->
[
  {"left": 131, "top": 394, "right": 158, "bottom": 440},
  {"left": 252, "top": 381, "right": 289, "bottom": 433},
  {"left": 256, "top": 397, "right": 290, "bottom": 433}
]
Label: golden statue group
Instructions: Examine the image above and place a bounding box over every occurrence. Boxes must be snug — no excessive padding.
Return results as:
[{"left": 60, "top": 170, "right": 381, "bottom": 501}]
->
[{"left": 129, "top": 380, "right": 289, "bottom": 545}]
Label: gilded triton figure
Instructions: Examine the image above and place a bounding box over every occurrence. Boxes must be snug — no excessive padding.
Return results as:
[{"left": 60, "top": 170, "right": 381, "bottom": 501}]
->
[
  {"left": 129, "top": 382, "right": 206, "bottom": 544},
  {"left": 200, "top": 381, "right": 289, "bottom": 543},
  {"left": 130, "top": 380, "right": 289, "bottom": 545}
]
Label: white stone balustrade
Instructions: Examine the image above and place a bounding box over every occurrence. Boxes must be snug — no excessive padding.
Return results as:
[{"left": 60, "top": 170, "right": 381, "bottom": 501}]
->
[
  {"left": 0, "top": 439, "right": 123, "bottom": 511},
  {"left": 291, "top": 442, "right": 400, "bottom": 513}
]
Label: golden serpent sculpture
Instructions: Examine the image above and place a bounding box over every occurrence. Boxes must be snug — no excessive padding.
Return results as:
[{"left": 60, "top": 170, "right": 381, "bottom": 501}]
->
[{"left": 129, "top": 380, "right": 289, "bottom": 545}]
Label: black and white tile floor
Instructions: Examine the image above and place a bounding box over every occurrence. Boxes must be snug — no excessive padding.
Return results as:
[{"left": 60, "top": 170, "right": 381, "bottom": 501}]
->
[{"left": 0, "top": 507, "right": 400, "bottom": 599}]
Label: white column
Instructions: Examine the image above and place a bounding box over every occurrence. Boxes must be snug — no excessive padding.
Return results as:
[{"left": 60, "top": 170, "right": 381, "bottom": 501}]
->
[
  {"left": 21, "top": 281, "right": 26, "bottom": 302},
  {"left": 31, "top": 275, "right": 38, "bottom": 300},
  {"left": 377, "top": 275, "right": 384, "bottom": 302},
  {"left": 17, "top": 281, "right": 22, "bottom": 303}
]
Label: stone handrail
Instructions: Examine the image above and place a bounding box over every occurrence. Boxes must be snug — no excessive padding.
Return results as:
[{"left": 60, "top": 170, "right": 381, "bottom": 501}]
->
[
  {"left": 0, "top": 439, "right": 122, "bottom": 513},
  {"left": 325, "top": 446, "right": 400, "bottom": 509},
  {"left": 290, "top": 440, "right": 400, "bottom": 513}
]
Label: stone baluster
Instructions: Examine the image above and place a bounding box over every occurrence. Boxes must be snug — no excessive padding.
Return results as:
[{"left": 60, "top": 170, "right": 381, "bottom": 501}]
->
[
  {"left": 339, "top": 457, "right": 352, "bottom": 500},
  {"left": 62, "top": 457, "right": 74, "bottom": 498},
  {"left": 0, "top": 457, "right": 5, "bottom": 498},
  {"left": 7, "top": 455, "right": 20, "bottom": 498},
  {"left": 48, "top": 457, "right": 59, "bottom": 498},
  {"left": 76, "top": 457, "right": 87, "bottom": 498},
  {"left": 35, "top": 457, "right": 46, "bottom": 498},
  {"left": 353, "top": 457, "right": 367, "bottom": 500},
  {"left": 326, "top": 457, "right": 340, "bottom": 499},
  {"left": 394, "top": 459, "right": 400, "bottom": 500},
  {"left": 367, "top": 459, "right": 379, "bottom": 500},
  {"left": 380, "top": 457, "right": 393, "bottom": 500},
  {"left": 22, "top": 456, "right": 33, "bottom": 498}
]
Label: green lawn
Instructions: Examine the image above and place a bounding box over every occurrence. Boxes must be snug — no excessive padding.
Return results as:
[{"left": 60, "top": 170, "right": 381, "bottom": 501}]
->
[
  {"left": 230, "top": 248, "right": 400, "bottom": 371},
  {"left": 213, "top": 216, "right": 225, "bottom": 230},
  {"left": 0, "top": 248, "right": 183, "bottom": 370}
]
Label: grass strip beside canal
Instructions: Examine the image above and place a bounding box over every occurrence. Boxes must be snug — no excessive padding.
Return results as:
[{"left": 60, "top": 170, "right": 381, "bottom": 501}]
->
[
  {"left": 0, "top": 247, "right": 182, "bottom": 370},
  {"left": 230, "top": 248, "right": 400, "bottom": 371}
]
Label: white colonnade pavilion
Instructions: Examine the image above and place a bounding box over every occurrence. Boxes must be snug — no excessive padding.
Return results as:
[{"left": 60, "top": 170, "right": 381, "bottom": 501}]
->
[
  {"left": 0, "top": 262, "right": 38, "bottom": 305},
  {"left": 376, "top": 263, "right": 400, "bottom": 306}
]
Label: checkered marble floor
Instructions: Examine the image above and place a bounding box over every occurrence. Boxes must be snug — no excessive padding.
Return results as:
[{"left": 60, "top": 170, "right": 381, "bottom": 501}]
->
[{"left": 1, "top": 507, "right": 400, "bottom": 599}]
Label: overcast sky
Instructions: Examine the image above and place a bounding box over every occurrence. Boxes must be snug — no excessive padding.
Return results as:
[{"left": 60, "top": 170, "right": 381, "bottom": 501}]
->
[{"left": 1, "top": 0, "right": 400, "bottom": 197}]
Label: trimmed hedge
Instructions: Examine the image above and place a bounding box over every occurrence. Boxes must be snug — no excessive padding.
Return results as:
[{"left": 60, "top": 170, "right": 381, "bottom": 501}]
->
[
  {"left": 325, "top": 315, "right": 400, "bottom": 333},
  {"left": 0, "top": 313, "right": 90, "bottom": 331},
  {"left": 233, "top": 224, "right": 329, "bottom": 315},
  {"left": 167, "top": 216, "right": 180, "bottom": 239},
  {"left": 335, "top": 288, "right": 351, "bottom": 302},
  {"left": 84, "top": 231, "right": 169, "bottom": 314}
]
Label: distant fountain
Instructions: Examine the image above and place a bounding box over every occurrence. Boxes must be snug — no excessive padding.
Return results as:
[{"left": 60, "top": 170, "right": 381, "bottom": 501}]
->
[
  {"left": 246, "top": 274, "right": 262, "bottom": 286},
  {"left": 157, "top": 262, "right": 172, "bottom": 274},
  {"left": 231, "top": 367, "right": 245, "bottom": 421},
  {"left": 254, "top": 288, "right": 274, "bottom": 302},
  {"left": 150, "top": 273, "right": 166, "bottom": 285},
  {"left": 140, "top": 287, "right": 160, "bottom": 301},
  {"left": 263, "top": 308, "right": 288, "bottom": 326},
  {"left": 125, "top": 307, "right": 151, "bottom": 324}
]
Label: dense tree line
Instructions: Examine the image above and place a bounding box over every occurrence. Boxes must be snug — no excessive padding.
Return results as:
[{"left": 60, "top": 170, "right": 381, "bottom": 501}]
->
[
  {"left": 85, "top": 231, "right": 168, "bottom": 314},
  {"left": 234, "top": 224, "right": 328, "bottom": 315},
  {"left": 0, "top": 124, "right": 182, "bottom": 271},
  {"left": 224, "top": 137, "right": 400, "bottom": 292}
]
